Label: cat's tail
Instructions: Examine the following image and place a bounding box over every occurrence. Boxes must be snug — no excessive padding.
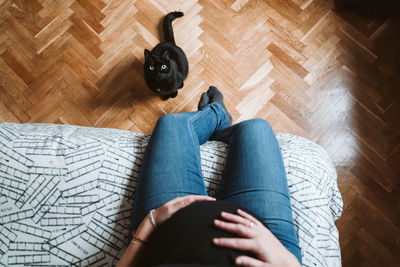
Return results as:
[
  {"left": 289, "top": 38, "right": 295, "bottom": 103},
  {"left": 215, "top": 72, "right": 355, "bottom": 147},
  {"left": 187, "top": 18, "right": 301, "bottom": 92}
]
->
[{"left": 163, "top": 11, "right": 184, "bottom": 44}]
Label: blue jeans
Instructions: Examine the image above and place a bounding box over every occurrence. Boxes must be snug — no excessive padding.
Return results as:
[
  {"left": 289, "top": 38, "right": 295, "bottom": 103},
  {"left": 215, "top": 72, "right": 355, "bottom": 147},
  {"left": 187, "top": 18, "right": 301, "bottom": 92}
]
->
[{"left": 131, "top": 103, "right": 302, "bottom": 263}]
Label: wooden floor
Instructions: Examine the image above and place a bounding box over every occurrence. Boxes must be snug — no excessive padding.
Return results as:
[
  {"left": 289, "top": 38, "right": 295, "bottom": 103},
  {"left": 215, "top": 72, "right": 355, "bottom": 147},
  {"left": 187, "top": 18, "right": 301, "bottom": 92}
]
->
[{"left": 1, "top": 0, "right": 399, "bottom": 265}]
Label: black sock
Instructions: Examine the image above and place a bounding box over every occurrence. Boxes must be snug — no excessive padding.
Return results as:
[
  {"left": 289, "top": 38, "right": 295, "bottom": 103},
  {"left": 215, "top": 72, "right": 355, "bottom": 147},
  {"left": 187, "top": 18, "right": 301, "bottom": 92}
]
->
[
  {"left": 197, "top": 92, "right": 209, "bottom": 110},
  {"left": 207, "top": 86, "right": 232, "bottom": 126}
]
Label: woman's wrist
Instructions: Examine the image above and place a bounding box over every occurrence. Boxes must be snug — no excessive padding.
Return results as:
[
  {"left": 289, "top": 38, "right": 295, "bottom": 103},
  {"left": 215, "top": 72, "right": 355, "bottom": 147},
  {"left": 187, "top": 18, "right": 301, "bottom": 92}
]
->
[
  {"left": 134, "top": 215, "right": 156, "bottom": 241},
  {"left": 118, "top": 209, "right": 161, "bottom": 267}
]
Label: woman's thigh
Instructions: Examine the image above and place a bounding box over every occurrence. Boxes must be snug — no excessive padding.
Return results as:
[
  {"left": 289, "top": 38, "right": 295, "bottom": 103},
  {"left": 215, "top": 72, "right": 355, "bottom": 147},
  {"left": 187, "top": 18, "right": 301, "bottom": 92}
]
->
[{"left": 215, "top": 119, "right": 302, "bottom": 263}]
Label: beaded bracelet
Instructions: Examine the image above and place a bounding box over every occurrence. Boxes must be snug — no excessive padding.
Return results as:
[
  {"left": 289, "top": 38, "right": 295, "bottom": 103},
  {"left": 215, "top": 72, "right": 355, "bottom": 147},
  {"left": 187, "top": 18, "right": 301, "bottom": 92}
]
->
[
  {"left": 131, "top": 235, "right": 146, "bottom": 247},
  {"left": 148, "top": 209, "right": 157, "bottom": 229},
  {"left": 131, "top": 239, "right": 143, "bottom": 248}
]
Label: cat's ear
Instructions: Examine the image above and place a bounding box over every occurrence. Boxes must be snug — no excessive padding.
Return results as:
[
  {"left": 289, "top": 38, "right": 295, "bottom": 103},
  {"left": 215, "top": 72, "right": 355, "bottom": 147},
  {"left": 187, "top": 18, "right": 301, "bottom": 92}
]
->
[
  {"left": 144, "top": 49, "right": 151, "bottom": 58},
  {"left": 162, "top": 49, "right": 169, "bottom": 60}
]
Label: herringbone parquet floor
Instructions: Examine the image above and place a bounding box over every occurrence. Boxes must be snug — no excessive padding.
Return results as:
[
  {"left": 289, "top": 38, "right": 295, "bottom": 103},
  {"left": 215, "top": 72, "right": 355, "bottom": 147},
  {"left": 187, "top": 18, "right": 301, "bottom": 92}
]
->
[{"left": 0, "top": 0, "right": 399, "bottom": 266}]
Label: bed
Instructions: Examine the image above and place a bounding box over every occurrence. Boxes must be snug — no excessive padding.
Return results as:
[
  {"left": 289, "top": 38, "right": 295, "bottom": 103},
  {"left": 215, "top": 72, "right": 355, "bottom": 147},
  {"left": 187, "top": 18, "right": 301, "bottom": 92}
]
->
[{"left": 0, "top": 122, "right": 343, "bottom": 266}]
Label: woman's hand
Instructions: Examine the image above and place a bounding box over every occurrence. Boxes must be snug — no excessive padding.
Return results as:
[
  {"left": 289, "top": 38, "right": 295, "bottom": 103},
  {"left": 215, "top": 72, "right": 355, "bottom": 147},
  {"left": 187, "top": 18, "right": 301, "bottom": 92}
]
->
[
  {"left": 213, "top": 209, "right": 300, "bottom": 267},
  {"left": 153, "top": 195, "right": 215, "bottom": 226}
]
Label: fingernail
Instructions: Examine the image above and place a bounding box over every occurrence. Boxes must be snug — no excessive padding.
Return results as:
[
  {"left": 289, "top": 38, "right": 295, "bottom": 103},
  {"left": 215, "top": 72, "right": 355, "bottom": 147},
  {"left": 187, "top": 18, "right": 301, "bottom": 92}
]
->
[
  {"left": 213, "top": 238, "right": 219, "bottom": 244},
  {"left": 236, "top": 258, "right": 242, "bottom": 265}
]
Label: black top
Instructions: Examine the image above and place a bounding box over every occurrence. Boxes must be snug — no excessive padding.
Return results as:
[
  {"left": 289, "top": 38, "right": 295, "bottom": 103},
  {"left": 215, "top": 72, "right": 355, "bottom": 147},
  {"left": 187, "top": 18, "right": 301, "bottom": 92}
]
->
[{"left": 136, "top": 201, "right": 266, "bottom": 266}]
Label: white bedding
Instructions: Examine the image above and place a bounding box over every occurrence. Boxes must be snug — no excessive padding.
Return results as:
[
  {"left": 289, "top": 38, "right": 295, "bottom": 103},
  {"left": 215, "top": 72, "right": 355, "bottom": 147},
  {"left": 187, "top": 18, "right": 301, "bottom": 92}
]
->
[{"left": 0, "top": 122, "right": 342, "bottom": 266}]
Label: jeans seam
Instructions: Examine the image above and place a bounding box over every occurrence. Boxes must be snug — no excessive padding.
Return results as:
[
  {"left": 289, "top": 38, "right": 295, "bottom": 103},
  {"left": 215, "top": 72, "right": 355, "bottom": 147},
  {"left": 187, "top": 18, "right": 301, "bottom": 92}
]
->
[
  {"left": 187, "top": 110, "right": 207, "bottom": 191},
  {"left": 209, "top": 102, "right": 227, "bottom": 131}
]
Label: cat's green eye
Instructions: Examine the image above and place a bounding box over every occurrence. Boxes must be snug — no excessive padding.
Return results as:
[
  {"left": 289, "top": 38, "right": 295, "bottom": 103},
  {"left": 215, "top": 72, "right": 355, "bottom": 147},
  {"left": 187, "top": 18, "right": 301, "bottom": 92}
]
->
[
  {"left": 161, "top": 65, "right": 167, "bottom": 70},
  {"left": 149, "top": 66, "right": 154, "bottom": 70}
]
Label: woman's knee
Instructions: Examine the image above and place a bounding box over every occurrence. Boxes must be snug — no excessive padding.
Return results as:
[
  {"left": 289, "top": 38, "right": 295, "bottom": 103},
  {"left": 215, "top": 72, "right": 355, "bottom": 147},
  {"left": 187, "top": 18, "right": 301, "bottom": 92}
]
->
[
  {"left": 235, "top": 119, "right": 273, "bottom": 135},
  {"left": 156, "top": 114, "right": 178, "bottom": 128},
  {"left": 155, "top": 113, "right": 190, "bottom": 134}
]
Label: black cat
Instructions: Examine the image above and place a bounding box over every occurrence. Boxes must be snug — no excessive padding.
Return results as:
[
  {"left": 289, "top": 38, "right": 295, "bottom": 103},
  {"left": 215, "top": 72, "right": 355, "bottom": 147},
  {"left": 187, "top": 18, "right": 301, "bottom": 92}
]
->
[{"left": 144, "top": 12, "right": 189, "bottom": 100}]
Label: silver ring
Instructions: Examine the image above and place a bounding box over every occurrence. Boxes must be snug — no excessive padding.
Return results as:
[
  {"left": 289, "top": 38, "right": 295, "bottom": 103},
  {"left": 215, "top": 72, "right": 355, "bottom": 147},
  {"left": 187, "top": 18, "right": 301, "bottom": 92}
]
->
[{"left": 249, "top": 222, "right": 254, "bottom": 227}]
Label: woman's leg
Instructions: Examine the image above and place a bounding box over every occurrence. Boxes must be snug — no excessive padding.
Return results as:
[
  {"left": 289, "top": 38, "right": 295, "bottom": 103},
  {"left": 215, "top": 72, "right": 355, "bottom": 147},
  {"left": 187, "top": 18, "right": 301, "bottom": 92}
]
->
[
  {"left": 131, "top": 88, "right": 231, "bottom": 230},
  {"left": 214, "top": 119, "right": 302, "bottom": 263}
]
